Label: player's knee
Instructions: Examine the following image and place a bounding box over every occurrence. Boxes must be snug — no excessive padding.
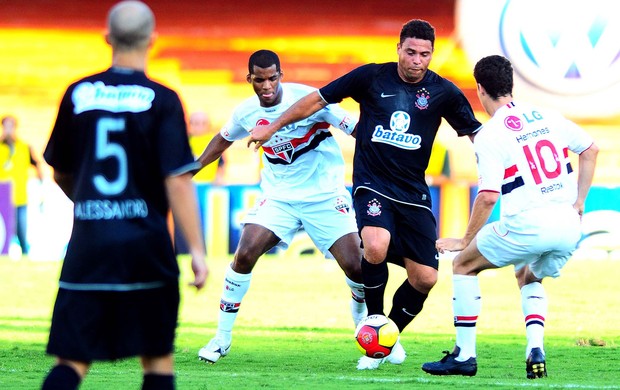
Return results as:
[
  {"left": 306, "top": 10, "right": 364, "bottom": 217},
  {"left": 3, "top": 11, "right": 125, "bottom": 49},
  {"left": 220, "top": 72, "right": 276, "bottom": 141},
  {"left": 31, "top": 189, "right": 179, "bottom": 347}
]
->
[
  {"left": 417, "top": 274, "right": 438, "bottom": 292},
  {"left": 452, "top": 255, "right": 481, "bottom": 276},
  {"left": 408, "top": 270, "right": 437, "bottom": 293},
  {"left": 231, "top": 249, "right": 259, "bottom": 273},
  {"left": 340, "top": 256, "right": 363, "bottom": 279},
  {"left": 363, "top": 245, "right": 388, "bottom": 263}
]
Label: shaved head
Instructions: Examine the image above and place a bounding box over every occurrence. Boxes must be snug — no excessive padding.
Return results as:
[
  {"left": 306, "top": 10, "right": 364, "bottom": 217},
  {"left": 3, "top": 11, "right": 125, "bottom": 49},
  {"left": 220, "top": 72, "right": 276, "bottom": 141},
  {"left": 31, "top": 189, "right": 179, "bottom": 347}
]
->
[{"left": 107, "top": 1, "right": 155, "bottom": 51}]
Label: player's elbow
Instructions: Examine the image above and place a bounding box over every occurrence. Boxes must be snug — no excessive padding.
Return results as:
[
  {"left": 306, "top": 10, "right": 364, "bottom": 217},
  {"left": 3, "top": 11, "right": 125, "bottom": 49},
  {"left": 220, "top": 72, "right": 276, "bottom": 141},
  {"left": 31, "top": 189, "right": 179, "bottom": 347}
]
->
[
  {"left": 477, "top": 190, "right": 499, "bottom": 207},
  {"left": 581, "top": 142, "right": 599, "bottom": 162}
]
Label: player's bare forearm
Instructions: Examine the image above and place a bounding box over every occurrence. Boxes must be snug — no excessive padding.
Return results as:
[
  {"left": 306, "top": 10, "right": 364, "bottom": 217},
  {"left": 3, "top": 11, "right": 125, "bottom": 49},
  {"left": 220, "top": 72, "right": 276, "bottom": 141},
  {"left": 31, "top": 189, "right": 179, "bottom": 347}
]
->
[
  {"left": 574, "top": 143, "right": 599, "bottom": 215},
  {"left": 437, "top": 190, "right": 498, "bottom": 253},
  {"left": 196, "top": 133, "right": 232, "bottom": 174},
  {"left": 463, "top": 190, "right": 498, "bottom": 243},
  {"left": 165, "top": 173, "right": 208, "bottom": 289}
]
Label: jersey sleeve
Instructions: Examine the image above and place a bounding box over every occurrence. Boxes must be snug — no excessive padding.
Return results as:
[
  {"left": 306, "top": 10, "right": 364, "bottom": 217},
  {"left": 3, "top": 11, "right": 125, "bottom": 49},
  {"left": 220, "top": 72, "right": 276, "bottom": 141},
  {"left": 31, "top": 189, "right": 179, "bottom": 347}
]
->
[
  {"left": 314, "top": 103, "right": 358, "bottom": 135},
  {"left": 440, "top": 80, "right": 482, "bottom": 137},
  {"left": 44, "top": 87, "right": 76, "bottom": 173},
  {"left": 549, "top": 111, "right": 593, "bottom": 154},
  {"left": 319, "top": 64, "right": 376, "bottom": 104},
  {"left": 220, "top": 105, "right": 251, "bottom": 142},
  {"left": 474, "top": 129, "right": 504, "bottom": 193}
]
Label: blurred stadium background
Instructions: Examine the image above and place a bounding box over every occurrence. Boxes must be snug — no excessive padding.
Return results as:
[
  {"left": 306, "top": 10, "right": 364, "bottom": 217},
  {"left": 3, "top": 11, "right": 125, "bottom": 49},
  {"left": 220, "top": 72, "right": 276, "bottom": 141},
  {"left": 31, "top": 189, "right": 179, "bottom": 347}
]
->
[{"left": 1, "top": 0, "right": 618, "bottom": 260}]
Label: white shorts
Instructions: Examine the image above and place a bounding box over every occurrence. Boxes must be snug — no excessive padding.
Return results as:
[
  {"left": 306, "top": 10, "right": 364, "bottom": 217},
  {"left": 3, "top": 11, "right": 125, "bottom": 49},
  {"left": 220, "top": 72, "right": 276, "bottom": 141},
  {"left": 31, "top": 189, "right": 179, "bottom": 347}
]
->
[
  {"left": 477, "top": 205, "right": 581, "bottom": 279},
  {"left": 242, "top": 189, "right": 358, "bottom": 257}
]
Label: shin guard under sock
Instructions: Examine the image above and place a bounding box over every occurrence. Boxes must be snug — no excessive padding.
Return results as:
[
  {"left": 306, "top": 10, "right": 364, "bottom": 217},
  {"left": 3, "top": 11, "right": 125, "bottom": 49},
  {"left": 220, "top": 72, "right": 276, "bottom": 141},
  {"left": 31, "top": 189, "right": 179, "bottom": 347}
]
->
[{"left": 361, "top": 257, "right": 388, "bottom": 315}]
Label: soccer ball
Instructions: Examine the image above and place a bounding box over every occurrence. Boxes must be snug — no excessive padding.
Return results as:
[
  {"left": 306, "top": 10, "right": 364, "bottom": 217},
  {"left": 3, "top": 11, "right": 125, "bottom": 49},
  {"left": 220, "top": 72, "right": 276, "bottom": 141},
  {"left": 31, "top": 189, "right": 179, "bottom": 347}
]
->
[{"left": 354, "top": 314, "right": 399, "bottom": 358}]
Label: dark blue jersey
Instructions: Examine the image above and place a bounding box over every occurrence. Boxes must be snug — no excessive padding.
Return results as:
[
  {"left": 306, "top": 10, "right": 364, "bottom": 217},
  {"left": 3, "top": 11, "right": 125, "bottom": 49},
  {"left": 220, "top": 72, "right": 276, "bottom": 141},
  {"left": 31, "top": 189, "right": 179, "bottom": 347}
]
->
[
  {"left": 319, "top": 63, "right": 480, "bottom": 209},
  {"left": 44, "top": 67, "right": 198, "bottom": 290}
]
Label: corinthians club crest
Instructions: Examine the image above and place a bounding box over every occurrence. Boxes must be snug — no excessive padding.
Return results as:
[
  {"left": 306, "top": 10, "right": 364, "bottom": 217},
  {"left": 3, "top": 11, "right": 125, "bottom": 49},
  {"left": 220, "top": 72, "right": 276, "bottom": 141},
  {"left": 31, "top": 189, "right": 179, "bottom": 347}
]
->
[
  {"left": 415, "top": 88, "right": 430, "bottom": 110},
  {"left": 367, "top": 198, "right": 382, "bottom": 217}
]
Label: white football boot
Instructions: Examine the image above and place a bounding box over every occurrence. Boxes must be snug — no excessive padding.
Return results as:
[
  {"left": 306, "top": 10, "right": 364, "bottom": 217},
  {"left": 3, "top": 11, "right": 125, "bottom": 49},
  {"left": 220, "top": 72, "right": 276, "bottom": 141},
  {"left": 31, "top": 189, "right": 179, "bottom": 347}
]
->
[
  {"left": 198, "top": 337, "right": 231, "bottom": 364},
  {"left": 383, "top": 338, "right": 406, "bottom": 364},
  {"left": 355, "top": 338, "right": 406, "bottom": 370},
  {"left": 356, "top": 355, "right": 382, "bottom": 370}
]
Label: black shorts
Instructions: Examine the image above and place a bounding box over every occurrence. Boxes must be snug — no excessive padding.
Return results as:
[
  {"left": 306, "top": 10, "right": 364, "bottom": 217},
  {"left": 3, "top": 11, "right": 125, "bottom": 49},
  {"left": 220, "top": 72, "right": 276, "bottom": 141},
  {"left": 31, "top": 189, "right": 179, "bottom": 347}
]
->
[
  {"left": 353, "top": 189, "right": 438, "bottom": 269},
  {"left": 46, "top": 282, "right": 180, "bottom": 362}
]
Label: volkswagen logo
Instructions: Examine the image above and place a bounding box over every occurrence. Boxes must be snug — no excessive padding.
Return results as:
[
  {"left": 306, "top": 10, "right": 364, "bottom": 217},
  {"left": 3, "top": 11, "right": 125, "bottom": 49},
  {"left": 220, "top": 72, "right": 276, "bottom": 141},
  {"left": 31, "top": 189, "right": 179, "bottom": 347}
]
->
[
  {"left": 457, "top": 0, "right": 620, "bottom": 118},
  {"left": 499, "top": 0, "right": 620, "bottom": 96}
]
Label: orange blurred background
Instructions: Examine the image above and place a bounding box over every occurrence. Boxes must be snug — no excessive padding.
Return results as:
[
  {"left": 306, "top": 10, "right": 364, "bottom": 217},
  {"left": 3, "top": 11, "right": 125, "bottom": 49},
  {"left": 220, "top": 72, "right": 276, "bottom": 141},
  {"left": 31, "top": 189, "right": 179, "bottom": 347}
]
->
[
  {"left": 0, "top": 0, "right": 485, "bottom": 185},
  {"left": 1, "top": 0, "right": 618, "bottom": 258},
  {"left": 2, "top": 0, "right": 617, "bottom": 186}
]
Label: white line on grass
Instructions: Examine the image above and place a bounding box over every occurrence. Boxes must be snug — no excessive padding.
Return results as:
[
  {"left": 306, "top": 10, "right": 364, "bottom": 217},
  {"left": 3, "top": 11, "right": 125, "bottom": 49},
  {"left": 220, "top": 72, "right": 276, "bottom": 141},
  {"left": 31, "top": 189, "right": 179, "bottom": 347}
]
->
[{"left": 336, "top": 376, "right": 620, "bottom": 389}]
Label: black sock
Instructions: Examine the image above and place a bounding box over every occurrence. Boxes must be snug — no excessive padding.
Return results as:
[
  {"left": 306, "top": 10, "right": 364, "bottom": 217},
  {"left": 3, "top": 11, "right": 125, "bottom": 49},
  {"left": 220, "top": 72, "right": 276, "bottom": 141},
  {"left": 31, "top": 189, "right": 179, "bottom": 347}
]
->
[
  {"left": 41, "top": 364, "right": 81, "bottom": 390},
  {"left": 389, "top": 280, "right": 428, "bottom": 332},
  {"left": 142, "top": 373, "right": 175, "bottom": 390},
  {"left": 361, "top": 257, "right": 389, "bottom": 315}
]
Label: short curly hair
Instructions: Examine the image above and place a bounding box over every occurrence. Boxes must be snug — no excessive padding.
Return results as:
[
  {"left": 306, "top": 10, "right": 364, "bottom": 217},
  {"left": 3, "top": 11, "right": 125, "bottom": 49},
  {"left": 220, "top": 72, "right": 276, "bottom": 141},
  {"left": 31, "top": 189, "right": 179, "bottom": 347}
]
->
[
  {"left": 400, "top": 19, "right": 435, "bottom": 48},
  {"left": 248, "top": 50, "right": 281, "bottom": 74},
  {"left": 473, "top": 55, "right": 513, "bottom": 100}
]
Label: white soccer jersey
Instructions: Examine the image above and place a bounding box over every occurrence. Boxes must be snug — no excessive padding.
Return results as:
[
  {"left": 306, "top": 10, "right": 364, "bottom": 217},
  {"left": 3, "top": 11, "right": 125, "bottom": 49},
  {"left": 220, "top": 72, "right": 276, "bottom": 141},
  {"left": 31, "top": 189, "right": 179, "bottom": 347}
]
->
[
  {"left": 221, "top": 83, "right": 357, "bottom": 202},
  {"left": 474, "top": 101, "right": 593, "bottom": 218}
]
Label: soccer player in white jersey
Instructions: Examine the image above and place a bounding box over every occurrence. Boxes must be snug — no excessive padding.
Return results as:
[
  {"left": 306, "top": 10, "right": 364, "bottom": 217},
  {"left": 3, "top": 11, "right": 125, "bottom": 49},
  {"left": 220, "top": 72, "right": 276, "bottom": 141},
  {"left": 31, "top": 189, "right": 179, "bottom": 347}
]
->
[
  {"left": 196, "top": 50, "right": 367, "bottom": 364},
  {"left": 422, "top": 55, "right": 598, "bottom": 378}
]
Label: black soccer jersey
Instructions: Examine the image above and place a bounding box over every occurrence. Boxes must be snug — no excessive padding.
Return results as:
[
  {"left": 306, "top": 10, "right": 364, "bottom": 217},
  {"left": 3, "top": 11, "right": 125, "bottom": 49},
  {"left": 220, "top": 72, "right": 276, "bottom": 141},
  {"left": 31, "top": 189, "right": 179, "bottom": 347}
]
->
[
  {"left": 319, "top": 63, "right": 480, "bottom": 209},
  {"left": 44, "top": 67, "right": 198, "bottom": 290}
]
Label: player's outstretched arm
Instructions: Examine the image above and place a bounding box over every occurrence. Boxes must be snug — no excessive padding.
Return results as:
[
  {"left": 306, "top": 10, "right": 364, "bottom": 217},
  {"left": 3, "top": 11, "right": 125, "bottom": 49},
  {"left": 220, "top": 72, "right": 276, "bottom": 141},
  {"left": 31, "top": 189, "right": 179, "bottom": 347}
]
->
[
  {"left": 436, "top": 190, "right": 499, "bottom": 253},
  {"left": 165, "top": 172, "right": 208, "bottom": 289},
  {"left": 195, "top": 133, "right": 233, "bottom": 176},
  {"left": 574, "top": 143, "right": 599, "bottom": 216},
  {"left": 247, "top": 90, "right": 327, "bottom": 150}
]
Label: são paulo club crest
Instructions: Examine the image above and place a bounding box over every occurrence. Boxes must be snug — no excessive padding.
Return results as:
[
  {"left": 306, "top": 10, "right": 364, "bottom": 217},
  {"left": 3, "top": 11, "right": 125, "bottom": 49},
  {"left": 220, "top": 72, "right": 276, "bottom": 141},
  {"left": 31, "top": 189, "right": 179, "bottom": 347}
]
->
[
  {"left": 271, "top": 142, "right": 294, "bottom": 163},
  {"left": 334, "top": 196, "right": 351, "bottom": 214}
]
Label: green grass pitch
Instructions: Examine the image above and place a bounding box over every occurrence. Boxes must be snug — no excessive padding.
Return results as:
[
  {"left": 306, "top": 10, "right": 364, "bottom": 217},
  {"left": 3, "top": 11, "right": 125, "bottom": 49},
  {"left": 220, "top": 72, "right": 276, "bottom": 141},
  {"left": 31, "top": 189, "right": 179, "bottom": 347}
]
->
[{"left": 1, "top": 253, "right": 618, "bottom": 389}]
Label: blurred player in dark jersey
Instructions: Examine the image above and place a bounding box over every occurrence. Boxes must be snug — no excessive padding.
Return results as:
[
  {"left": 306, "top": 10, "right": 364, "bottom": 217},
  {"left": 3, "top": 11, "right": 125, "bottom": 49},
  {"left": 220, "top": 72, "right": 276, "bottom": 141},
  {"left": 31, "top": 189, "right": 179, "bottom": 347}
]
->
[
  {"left": 249, "top": 19, "right": 481, "bottom": 370},
  {"left": 41, "top": 2, "right": 207, "bottom": 389}
]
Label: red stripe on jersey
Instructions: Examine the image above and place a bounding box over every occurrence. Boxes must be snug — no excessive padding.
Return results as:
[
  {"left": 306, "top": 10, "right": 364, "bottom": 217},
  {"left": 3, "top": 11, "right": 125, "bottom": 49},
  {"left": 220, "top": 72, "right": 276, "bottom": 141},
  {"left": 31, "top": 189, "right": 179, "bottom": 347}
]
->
[
  {"left": 563, "top": 147, "right": 569, "bottom": 158},
  {"left": 504, "top": 164, "right": 518, "bottom": 179},
  {"left": 261, "top": 122, "right": 330, "bottom": 156}
]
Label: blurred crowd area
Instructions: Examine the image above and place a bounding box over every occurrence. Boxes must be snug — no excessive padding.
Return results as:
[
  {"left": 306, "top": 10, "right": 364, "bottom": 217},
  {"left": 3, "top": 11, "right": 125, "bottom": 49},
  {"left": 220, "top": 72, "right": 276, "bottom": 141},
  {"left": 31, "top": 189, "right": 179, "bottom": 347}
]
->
[
  {"left": 0, "top": 0, "right": 617, "bottom": 187},
  {"left": 2, "top": 0, "right": 619, "bottom": 260}
]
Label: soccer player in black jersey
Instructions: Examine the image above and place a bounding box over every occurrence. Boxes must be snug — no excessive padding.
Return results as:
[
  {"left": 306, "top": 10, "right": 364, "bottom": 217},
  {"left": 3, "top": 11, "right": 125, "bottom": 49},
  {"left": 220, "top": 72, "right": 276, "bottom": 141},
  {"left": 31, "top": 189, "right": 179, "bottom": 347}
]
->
[
  {"left": 249, "top": 19, "right": 481, "bottom": 370},
  {"left": 41, "top": 2, "right": 208, "bottom": 389}
]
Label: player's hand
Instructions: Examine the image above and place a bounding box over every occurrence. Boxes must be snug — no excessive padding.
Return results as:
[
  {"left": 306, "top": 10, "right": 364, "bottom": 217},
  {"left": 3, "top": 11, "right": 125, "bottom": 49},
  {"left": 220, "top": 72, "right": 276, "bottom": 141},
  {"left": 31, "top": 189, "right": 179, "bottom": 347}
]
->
[
  {"left": 572, "top": 200, "right": 585, "bottom": 220},
  {"left": 436, "top": 237, "right": 466, "bottom": 253},
  {"left": 247, "top": 125, "right": 274, "bottom": 151},
  {"left": 189, "top": 252, "right": 208, "bottom": 290}
]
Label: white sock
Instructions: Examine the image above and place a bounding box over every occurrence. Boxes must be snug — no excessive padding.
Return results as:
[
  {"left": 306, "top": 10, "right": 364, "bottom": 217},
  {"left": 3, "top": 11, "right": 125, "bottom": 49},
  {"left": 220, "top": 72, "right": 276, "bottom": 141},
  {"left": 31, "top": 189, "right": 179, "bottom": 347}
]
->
[
  {"left": 452, "top": 274, "right": 481, "bottom": 361},
  {"left": 216, "top": 264, "right": 252, "bottom": 344},
  {"left": 345, "top": 276, "right": 367, "bottom": 326},
  {"left": 521, "top": 282, "right": 547, "bottom": 358}
]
